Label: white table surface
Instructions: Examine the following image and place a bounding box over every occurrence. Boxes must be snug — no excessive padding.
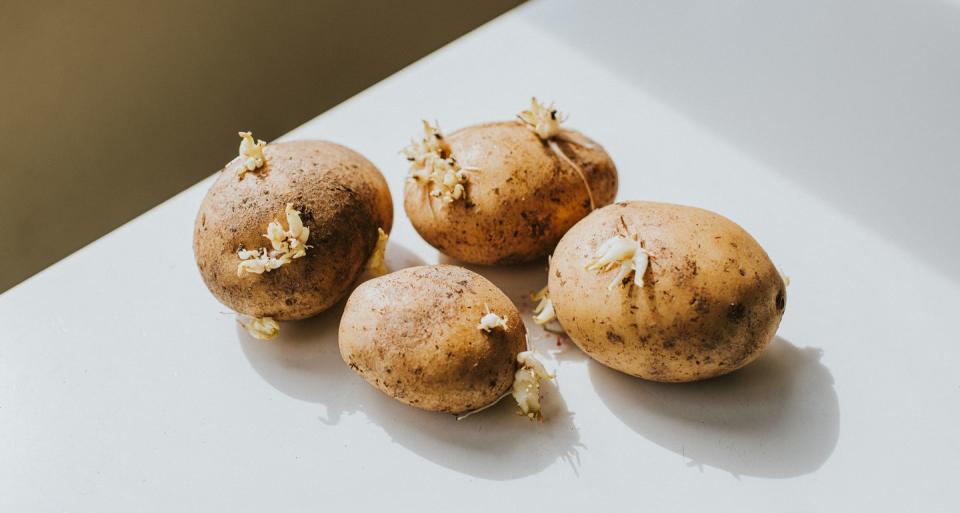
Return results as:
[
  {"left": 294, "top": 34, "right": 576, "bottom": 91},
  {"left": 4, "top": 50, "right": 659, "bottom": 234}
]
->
[{"left": 3, "top": 1, "right": 959, "bottom": 511}]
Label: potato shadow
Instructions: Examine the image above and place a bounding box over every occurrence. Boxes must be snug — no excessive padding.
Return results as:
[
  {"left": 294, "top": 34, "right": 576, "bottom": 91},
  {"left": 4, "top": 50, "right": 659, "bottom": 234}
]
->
[
  {"left": 238, "top": 301, "right": 353, "bottom": 421},
  {"left": 588, "top": 337, "right": 839, "bottom": 478},
  {"left": 238, "top": 242, "right": 583, "bottom": 480},
  {"left": 237, "top": 240, "right": 426, "bottom": 422},
  {"left": 358, "top": 378, "right": 583, "bottom": 480}
]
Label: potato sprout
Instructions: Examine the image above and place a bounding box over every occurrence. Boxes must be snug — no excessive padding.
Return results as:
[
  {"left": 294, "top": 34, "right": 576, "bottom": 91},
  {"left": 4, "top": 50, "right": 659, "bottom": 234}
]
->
[
  {"left": 238, "top": 315, "right": 279, "bottom": 340},
  {"left": 518, "top": 97, "right": 567, "bottom": 140},
  {"left": 364, "top": 227, "right": 389, "bottom": 277},
  {"left": 585, "top": 234, "right": 651, "bottom": 290},
  {"left": 402, "top": 120, "right": 477, "bottom": 204},
  {"left": 237, "top": 131, "right": 267, "bottom": 178},
  {"left": 518, "top": 98, "right": 596, "bottom": 210},
  {"left": 512, "top": 350, "right": 554, "bottom": 420},
  {"left": 237, "top": 203, "right": 311, "bottom": 276},
  {"left": 477, "top": 304, "right": 508, "bottom": 332},
  {"left": 531, "top": 285, "right": 557, "bottom": 325}
]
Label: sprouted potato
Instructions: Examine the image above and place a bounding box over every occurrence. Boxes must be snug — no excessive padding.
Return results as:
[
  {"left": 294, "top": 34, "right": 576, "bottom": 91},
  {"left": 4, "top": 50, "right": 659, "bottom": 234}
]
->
[
  {"left": 546, "top": 201, "right": 786, "bottom": 382},
  {"left": 338, "top": 265, "right": 553, "bottom": 418},
  {"left": 194, "top": 133, "right": 393, "bottom": 339},
  {"left": 402, "top": 98, "right": 618, "bottom": 265}
]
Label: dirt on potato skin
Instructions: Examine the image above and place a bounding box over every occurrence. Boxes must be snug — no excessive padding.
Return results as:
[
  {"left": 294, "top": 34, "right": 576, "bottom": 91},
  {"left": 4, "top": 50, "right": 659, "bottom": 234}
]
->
[
  {"left": 549, "top": 201, "right": 786, "bottom": 382},
  {"left": 338, "top": 265, "right": 527, "bottom": 414},
  {"left": 404, "top": 121, "right": 618, "bottom": 265},
  {"left": 193, "top": 140, "right": 393, "bottom": 320}
]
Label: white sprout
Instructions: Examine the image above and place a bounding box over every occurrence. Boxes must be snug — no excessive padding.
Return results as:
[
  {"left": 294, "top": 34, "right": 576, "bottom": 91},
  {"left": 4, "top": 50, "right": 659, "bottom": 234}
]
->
[
  {"left": 517, "top": 98, "right": 596, "bottom": 209},
  {"left": 531, "top": 285, "right": 557, "bottom": 325},
  {"left": 237, "top": 315, "right": 279, "bottom": 340},
  {"left": 517, "top": 97, "right": 567, "bottom": 140},
  {"left": 237, "top": 131, "right": 267, "bottom": 177},
  {"left": 585, "top": 234, "right": 651, "bottom": 290},
  {"left": 477, "top": 304, "right": 508, "bottom": 332},
  {"left": 512, "top": 350, "right": 554, "bottom": 420},
  {"left": 402, "top": 120, "right": 476, "bottom": 204},
  {"left": 236, "top": 203, "right": 310, "bottom": 276},
  {"left": 364, "top": 227, "right": 389, "bottom": 277}
]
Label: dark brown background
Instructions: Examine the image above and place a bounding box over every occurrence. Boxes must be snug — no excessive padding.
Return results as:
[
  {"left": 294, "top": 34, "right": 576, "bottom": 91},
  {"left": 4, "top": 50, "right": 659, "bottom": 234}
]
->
[{"left": 0, "top": 0, "right": 522, "bottom": 292}]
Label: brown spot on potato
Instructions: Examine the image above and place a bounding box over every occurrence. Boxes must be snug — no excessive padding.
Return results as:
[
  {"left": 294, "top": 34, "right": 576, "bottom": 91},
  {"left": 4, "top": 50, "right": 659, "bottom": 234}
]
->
[{"left": 727, "top": 303, "right": 746, "bottom": 322}]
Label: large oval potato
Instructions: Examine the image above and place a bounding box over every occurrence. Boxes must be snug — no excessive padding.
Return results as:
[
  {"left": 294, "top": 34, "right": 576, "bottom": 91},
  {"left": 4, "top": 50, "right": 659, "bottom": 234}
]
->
[
  {"left": 548, "top": 201, "right": 786, "bottom": 382},
  {"left": 404, "top": 119, "right": 617, "bottom": 265},
  {"left": 339, "top": 265, "right": 527, "bottom": 414},
  {"left": 194, "top": 139, "right": 392, "bottom": 320}
]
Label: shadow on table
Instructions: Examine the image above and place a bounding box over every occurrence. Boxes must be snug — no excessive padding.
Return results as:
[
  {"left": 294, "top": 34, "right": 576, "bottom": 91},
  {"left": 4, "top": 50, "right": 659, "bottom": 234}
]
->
[
  {"left": 238, "top": 243, "right": 583, "bottom": 480},
  {"left": 237, "top": 243, "right": 835, "bottom": 479},
  {"left": 589, "top": 337, "right": 839, "bottom": 478}
]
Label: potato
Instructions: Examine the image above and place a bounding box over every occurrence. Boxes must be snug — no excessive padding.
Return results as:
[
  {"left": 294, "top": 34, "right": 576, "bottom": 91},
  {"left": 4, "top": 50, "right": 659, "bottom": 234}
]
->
[
  {"left": 402, "top": 99, "right": 617, "bottom": 265},
  {"left": 193, "top": 136, "right": 392, "bottom": 325},
  {"left": 338, "top": 265, "right": 532, "bottom": 415},
  {"left": 546, "top": 201, "right": 786, "bottom": 382}
]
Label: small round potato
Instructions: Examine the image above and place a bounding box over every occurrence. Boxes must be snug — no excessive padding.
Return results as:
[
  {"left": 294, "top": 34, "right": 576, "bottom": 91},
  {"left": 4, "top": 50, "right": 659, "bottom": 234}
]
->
[
  {"left": 339, "top": 265, "right": 527, "bottom": 414},
  {"left": 404, "top": 117, "right": 617, "bottom": 265},
  {"left": 548, "top": 201, "right": 786, "bottom": 382},
  {"left": 194, "top": 139, "right": 392, "bottom": 321}
]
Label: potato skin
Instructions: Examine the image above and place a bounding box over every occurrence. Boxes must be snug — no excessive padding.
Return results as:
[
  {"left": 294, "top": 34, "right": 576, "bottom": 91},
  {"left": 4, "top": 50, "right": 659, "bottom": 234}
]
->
[
  {"left": 193, "top": 140, "right": 393, "bottom": 320},
  {"left": 338, "top": 265, "right": 527, "bottom": 414},
  {"left": 404, "top": 121, "right": 617, "bottom": 265},
  {"left": 549, "top": 201, "right": 786, "bottom": 382}
]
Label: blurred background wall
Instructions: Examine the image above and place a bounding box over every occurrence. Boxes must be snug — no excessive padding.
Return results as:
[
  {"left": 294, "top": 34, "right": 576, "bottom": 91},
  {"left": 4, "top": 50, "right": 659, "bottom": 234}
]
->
[{"left": 0, "top": 0, "right": 522, "bottom": 293}]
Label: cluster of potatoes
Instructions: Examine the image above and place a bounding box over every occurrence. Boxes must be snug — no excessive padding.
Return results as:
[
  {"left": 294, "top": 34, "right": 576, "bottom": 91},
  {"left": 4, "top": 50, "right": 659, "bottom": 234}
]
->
[{"left": 193, "top": 100, "right": 786, "bottom": 420}]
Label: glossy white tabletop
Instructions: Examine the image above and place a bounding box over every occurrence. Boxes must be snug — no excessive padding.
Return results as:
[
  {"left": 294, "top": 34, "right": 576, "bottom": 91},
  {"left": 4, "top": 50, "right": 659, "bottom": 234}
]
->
[{"left": 3, "top": 1, "right": 958, "bottom": 511}]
